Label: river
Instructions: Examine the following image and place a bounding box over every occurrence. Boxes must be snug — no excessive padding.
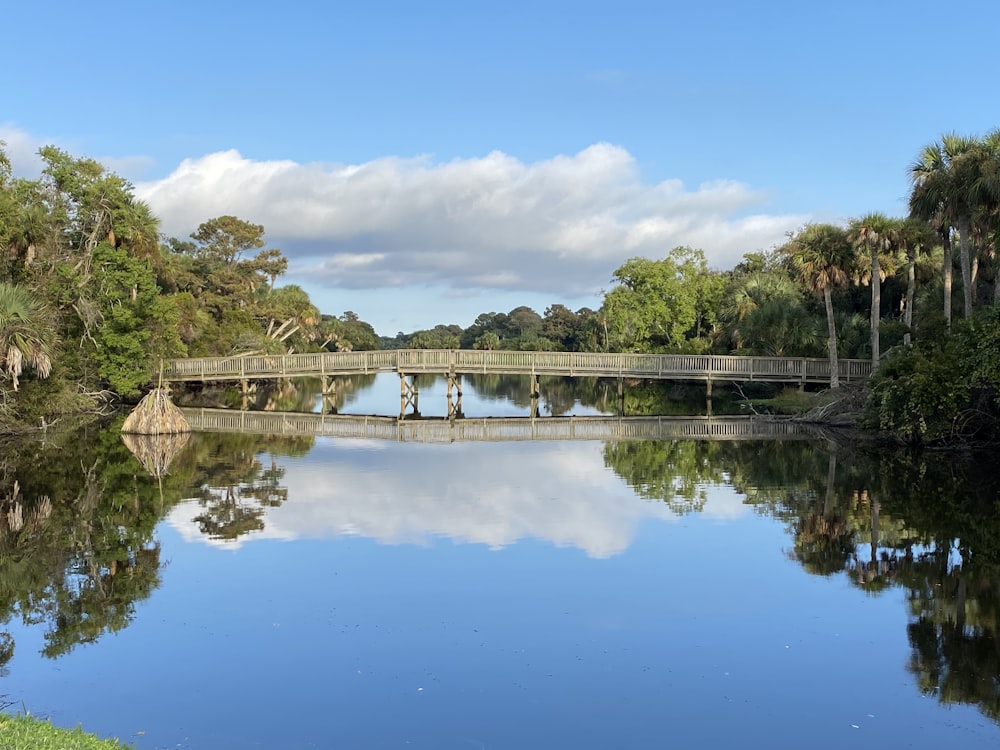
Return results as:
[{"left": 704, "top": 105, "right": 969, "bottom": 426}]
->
[{"left": 1, "top": 374, "right": 998, "bottom": 749}]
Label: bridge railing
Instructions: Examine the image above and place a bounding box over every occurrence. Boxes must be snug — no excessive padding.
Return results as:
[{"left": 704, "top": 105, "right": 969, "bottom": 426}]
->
[{"left": 162, "top": 350, "right": 873, "bottom": 384}]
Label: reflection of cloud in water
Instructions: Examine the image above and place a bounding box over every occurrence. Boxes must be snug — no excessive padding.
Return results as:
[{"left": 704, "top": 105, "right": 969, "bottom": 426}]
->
[{"left": 168, "top": 440, "right": 749, "bottom": 557}]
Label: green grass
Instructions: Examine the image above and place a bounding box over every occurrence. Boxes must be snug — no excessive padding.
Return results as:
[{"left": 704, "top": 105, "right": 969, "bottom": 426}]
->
[{"left": 0, "top": 713, "right": 133, "bottom": 749}]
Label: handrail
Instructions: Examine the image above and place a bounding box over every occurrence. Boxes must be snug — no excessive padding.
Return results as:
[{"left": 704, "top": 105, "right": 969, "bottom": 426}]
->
[{"left": 162, "top": 350, "right": 873, "bottom": 385}]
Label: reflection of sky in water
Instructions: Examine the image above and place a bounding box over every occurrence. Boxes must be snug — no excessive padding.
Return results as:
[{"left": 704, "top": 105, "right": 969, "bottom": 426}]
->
[
  {"left": 169, "top": 440, "right": 748, "bottom": 557},
  {"left": 7, "top": 433, "right": 1000, "bottom": 750}
]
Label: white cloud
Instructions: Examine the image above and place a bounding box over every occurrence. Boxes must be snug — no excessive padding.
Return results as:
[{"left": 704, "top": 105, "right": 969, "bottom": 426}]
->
[
  {"left": 136, "top": 144, "right": 808, "bottom": 297},
  {"left": 3, "top": 124, "right": 807, "bottom": 300}
]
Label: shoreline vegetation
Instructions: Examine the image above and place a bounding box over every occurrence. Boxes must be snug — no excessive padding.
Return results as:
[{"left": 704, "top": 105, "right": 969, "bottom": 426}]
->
[
  {"left": 0, "top": 712, "right": 132, "bottom": 749},
  {"left": 2, "top": 129, "right": 1000, "bottom": 444}
]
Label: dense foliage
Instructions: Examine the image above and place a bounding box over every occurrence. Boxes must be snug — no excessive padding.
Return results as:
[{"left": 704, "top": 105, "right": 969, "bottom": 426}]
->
[
  {"left": 0, "top": 145, "right": 380, "bottom": 426},
  {"left": 3, "top": 127, "right": 1000, "bottom": 441}
]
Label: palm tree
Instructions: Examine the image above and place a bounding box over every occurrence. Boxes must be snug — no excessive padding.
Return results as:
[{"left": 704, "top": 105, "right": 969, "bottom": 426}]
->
[
  {"left": 785, "top": 223, "right": 854, "bottom": 388},
  {"left": 720, "top": 270, "right": 800, "bottom": 350},
  {"left": 0, "top": 282, "right": 56, "bottom": 392},
  {"left": 897, "top": 218, "right": 936, "bottom": 345},
  {"left": 850, "top": 213, "right": 901, "bottom": 372},
  {"left": 970, "top": 128, "right": 1000, "bottom": 303},
  {"left": 909, "top": 134, "right": 981, "bottom": 319},
  {"left": 112, "top": 197, "right": 161, "bottom": 262}
]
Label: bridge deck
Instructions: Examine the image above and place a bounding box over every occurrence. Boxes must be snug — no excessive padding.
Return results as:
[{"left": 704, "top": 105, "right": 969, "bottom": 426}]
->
[
  {"left": 179, "top": 408, "right": 817, "bottom": 443},
  {"left": 164, "top": 350, "right": 871, "bottom": 385}
]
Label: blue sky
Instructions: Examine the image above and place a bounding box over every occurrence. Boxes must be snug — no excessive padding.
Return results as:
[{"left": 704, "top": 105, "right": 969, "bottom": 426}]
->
[{"left": 4, "top": 0, "right": 999, "bottom": 335}]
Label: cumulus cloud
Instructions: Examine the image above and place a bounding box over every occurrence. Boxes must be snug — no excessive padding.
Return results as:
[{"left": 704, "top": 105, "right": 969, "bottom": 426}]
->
[
  {"left": 136, "top": 145, "right": 807, "bottom": 297},
  {"left": 3, "top": 123, "right": 807, "bottom": 298}
]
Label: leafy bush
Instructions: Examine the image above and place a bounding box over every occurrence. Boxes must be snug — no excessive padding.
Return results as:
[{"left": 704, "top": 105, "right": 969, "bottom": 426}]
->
[{"left": 862, "top": 307, "right": 1000, "bottom": 444}]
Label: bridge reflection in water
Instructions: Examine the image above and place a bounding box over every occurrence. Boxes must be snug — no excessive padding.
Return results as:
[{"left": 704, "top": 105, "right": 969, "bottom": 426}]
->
[{"left": 180, "top": 408, "right": 817, "bottom": 443}]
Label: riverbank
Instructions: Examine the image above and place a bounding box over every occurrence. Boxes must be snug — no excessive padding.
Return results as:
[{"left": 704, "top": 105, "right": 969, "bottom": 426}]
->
[{"left": 0, "top": 713, "right": 132, "bottom": 749}]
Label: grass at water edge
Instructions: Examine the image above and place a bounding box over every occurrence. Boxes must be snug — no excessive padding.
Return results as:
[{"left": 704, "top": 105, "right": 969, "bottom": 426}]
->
[{"left": 0, "top": 713, "right": 133, "bottom": 749}]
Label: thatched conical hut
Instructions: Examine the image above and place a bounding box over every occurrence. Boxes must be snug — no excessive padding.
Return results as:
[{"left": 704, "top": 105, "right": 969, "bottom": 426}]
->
[{"left": 121, "top": 388, "right": 190, "bottom": 435}]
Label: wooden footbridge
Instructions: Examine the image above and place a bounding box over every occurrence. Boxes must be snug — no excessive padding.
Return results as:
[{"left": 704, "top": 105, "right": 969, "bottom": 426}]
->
[
  {"left": 164, "top": 350, "right": 871, "bottom": 415},
  {"left": 164, "top": 349, "right": 871, "bottom": 404},
  {"left": 180, "top": 408, "right": 818, "bottom": 444}
]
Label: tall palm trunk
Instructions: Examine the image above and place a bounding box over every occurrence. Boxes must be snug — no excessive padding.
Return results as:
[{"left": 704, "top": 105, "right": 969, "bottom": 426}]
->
[
  {"left": 958, "top": 215, "right": 974, "bottom": 316},
  {"left": 904, "top": 249, "right": 916, "bottom": 346},
  {"left": 942, "top": 229, "right": 953, "bottom": 330},
  {"left": 823, "top": 287, "right": 839, "bottom": 388},
  {"left": 870, "top": 247, "right": 881, "bottom": 371},
  {"left": 994, "top": 247, "right": 1000, "bottom": 305}
]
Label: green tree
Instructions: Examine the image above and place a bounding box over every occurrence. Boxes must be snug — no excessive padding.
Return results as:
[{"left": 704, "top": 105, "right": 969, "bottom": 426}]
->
[
  {"left": 90, "top": 243, "right": 184, "bottom": 396},
  {"left": 909, "top": 134, "right": 983, "bottom": 319},
  {"left": 0, "top": 282, "right": 55, "bottom": 393},
  {"left": 409, "top": 325, "right": 461, "bottom": 349},
  {"left": 897, "top": 218, "right": 937, "bottom": 345},
  {"left": 473, "top": 331, "right": 501, "bottom": 350},
  {"left": 460, "top": 312, "right": 512, "bottom": 349},
  {"left": 602, "top": 247, "right": 719, "bottom": 353},
  {"left": 971, "top": 129, "right": 1000, "bottom": 304},
  {"left": 736, "top": 297, "right": 821, "bottom": 357},
  {"left": 850, "top": 213, "right": 902, "bottom": 371},
  {"left": 720, "top": 253, "right": 800, "bottom": 349},
  {"left": 784, "top": 224, "right": 854, "bottom": 387},
  {"left": 189, "top": 215, "right": 266, "bottom": 266}
]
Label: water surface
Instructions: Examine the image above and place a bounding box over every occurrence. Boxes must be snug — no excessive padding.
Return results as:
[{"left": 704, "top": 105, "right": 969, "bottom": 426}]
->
[{"left": 1, "top": 375, "right": 998, "bottom": 749}]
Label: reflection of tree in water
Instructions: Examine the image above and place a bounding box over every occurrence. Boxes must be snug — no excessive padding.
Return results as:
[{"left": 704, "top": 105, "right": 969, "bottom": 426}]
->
[
  {"left": 0, "top": 425, "right": 312, "bottom": 659},
  {"left": 466, "top": 374, "right": 620, "bottom": 415},
  {"left": 875, "top": 453, "right": 1000, "bottom": 723},
  {"left": 175, "top": 374, "right": 377, "bottom": 413},
  {"left": 602, "top": 439, "right": 725, "bottom": 514},
  {"left": 467, "top": 374, "right": 744, "bottom": 416},
  {"left": 735, "top": 441, "right": 1000, "bottom": 724},
  {"left": 0, "top": 420, "right": 194, "bottom": 659},
  {"left": 182, "top": 432, "right": 309, "bottom": 541},
  {"left": 906, "top": 569, "right": 1000, "bottom": 720},
  {"left": 192, "top": 460, "right": 288, "bottom": 540}
]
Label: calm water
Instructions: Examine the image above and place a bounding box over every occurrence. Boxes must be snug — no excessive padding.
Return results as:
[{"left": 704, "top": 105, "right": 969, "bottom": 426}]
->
[{"left": 1, "top": 375, "right": 999, "bottom": 749}]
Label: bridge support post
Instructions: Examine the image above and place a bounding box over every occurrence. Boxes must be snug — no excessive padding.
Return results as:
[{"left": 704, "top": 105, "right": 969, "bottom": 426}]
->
[
  {"left": 240, "top": 379, "right": 257, "bottom": 410},
  {"left": 528, "top": 373, "right": 542, "bottom": 418},
  {"left": 400, "top": 373, "right": 420, "bottom": 418},
  {"left": 617, "top": 377, "right": 625, "bottom": 416},
  {"left": 322, "top": 377, "right": 338, "bottom": 414},
  {"left": 447, "top": 370, "right": 463, "bottom": 419}
]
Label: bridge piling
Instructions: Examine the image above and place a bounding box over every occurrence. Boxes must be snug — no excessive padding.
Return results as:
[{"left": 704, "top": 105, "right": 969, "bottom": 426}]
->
[{"left": 400, "top": 374, "right": 420, "bottom": 418}]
